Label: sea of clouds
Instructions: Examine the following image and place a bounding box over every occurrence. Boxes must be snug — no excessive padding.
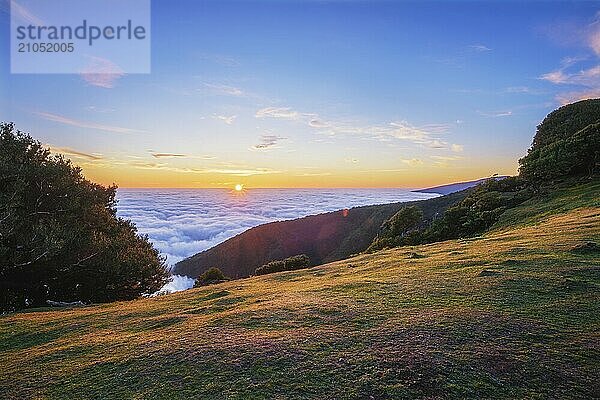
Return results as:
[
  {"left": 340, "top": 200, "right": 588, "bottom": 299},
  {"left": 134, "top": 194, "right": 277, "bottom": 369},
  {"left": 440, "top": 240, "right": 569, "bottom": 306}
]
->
[{"left": 116, "top": 188, "right": 438, "bottom": 292}]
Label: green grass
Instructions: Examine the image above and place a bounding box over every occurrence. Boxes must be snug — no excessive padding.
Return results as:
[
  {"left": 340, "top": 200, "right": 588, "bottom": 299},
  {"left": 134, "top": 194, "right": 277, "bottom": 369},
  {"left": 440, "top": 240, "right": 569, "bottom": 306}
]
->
[
  {"left": 1, "top": 182, "right": 599, "bottom": 399},
  {"left": 494, "top": 179, "right": 600, "bottom": 229}
]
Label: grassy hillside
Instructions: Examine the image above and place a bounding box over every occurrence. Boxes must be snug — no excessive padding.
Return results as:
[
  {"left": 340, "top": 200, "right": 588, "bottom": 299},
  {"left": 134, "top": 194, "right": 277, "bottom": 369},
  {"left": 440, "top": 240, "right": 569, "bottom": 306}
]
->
[{"left": 1, "top": 181, "right": 599, "bottom": 399}]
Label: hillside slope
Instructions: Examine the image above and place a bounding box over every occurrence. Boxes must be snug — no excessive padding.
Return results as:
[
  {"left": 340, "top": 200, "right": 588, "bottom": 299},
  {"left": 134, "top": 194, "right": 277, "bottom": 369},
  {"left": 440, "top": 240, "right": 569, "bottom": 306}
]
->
[
  {"left": 1, "top": 181, "right": 599, "bottom": 399},
  {"left": 174, "top": 190, "right": 466, "bottom": 278}
]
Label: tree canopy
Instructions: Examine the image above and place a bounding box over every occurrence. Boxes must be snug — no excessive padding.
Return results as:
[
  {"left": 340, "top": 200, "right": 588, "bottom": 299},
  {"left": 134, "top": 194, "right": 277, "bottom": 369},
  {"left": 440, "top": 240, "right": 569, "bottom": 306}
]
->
[
  {"left": 519, "top": 99, "right": 600, "bottom": 181},
  {"left": 0, "top": 123, "right": 169, "bottom": 311}
]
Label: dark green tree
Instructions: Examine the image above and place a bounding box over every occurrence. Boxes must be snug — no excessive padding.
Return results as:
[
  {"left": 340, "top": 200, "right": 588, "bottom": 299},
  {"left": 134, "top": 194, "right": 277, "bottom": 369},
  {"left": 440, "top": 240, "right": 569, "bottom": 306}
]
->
[
  {"left": 519, "top": 99, "right": 600, "bottom": 182},
  {"left": 0, "top": 123, "right": 169, "bottom": 311},
  {"left": 386, "top": 206, "right": 423, "bottom": 237},
  {"left": 367, "top": 206, "right": 423, "bottom": 251},
  {"left": 194, "top": 267, "right": 227, "bottom": 287}
]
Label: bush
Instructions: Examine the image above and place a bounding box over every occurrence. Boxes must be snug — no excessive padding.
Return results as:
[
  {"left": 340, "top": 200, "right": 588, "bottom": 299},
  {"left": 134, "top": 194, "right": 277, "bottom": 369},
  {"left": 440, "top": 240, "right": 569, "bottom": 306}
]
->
[
  {"left": 0, "top": 123, "right": 169, "bottom": 311},
  {"left": 194, "top": 267, "right": 227, "bottom": 287},
  {"left": 255, "top": 254, "right": 310, "bottom": 276}
]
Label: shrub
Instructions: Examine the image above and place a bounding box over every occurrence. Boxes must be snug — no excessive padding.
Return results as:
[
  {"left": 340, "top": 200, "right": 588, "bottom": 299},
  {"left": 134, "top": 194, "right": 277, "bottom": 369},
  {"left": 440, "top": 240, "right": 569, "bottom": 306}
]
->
[
  {"left": 255, "top": 254, "right": 310, "bottom": 276},
  {"left": 0, "top": 123, "right": 169, "bottom": 311},
  {"left": 194, "top": 267, "right": 227, "bottom": 287}
]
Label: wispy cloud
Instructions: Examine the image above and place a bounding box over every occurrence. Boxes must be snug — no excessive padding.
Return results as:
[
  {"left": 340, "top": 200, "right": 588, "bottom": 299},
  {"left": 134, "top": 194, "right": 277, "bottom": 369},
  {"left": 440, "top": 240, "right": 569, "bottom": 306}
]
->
[
  {"left": 125, "top": 160, "right": 280, "bottom": 176},
  {"left": 308, "top": 118, "right": 330, "bottom": 128},
  {"left": 193, "top": 167, "right": 281, "bottom": 176},
  {"left": 256, "top": 107, "right": 302, "bottom": 120},
  {"left": 477, "top": 110, "right": 513, "bottom": 117},
  {"left": 35, "top": 111, "right": 145, "bottom": 134},
  {"left": 295, "top": 172, "right": 332, "bottom": 177},
  {"left": 503, "top": 86, "right": 539, "bottom": 95},
  {"left": 251, "top": 134, "right": 286, "bottom": 150},
  {"left": 213, "top": 115, "right": 237, "bottom": 125},
  {"left": 451, "top": 144, "right": 464, "bottom": 153},
  {"left": 589, "top": 16, "right": 600, "bottom": 56},
  {"left": 10, "top": 0, "right": 44, "bottom": 25},
  {"left": 358, "top": 168, "right": 407, "bottom": 173},
  {"left": 80, "top": 56, "right": 125, "bottom": 88},
  {"left": 48, "top": 146, "right": 103, "bottom": 161},
  {"left": 556, "top": 88, "right": 600, "bottom": 105},
  {"left": 201, "top": 83, "right": 244, "bottom": 97},
  {"left": 468, "top": 44, "right": 492, "bottom": 52},
  {"left": 431, "top": 155, "right": 464, "bottom": 161},
  {"left": 85, "top": 105, "right": 116, "bottom": 113},
  {"left": 401, "top": 158, "right": 424, "bottom": 166},
  {"left": 431, "top": 155, "right": 465, "bottom": 168},
  {"left": 540, "top": 63, "right": 600, "bottom": 86},
  {"left": 540, "top": 13, "right": 600, "bottom": 104},
  {"left": 428, "top": 44, "right": 492, "bottom": 69},
  {"left": 197, "top": 53, "right": 240, "bottom": 67},
  {"left": 150, "top": 152, "right": 186, "bottom": 158},
  {"left": 385, "top": 122, "right": 450, "bottom": 148},
  {"left": 256, "top": 106, "right": 454, "bottom": 150},
  {"left": 129, "top": 161, "right": 168, "bottom": 170}
]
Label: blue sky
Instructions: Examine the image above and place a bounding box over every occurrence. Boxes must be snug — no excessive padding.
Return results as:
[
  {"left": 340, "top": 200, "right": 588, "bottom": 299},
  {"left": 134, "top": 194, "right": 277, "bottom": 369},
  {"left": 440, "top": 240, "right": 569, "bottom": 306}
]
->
[{"left": 1, "top": 0, "right": 599, "bottom": 188}]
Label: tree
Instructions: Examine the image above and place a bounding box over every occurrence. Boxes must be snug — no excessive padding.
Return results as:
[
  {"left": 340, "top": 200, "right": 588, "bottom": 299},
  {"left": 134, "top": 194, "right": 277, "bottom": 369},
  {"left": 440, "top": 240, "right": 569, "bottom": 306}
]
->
[
  {"left": 366, "top": 206, "right": 423, "bottom": 251},
  {"left": 0, "top": 123, "right": 169, "bottom": 311},
  {"left": 193, "top": 267, "right": 226, "bottom": 287},
  {"left": 519, "top": 99, "right": 600, "bottom": 182},
  {"left": 386, "top": 206, "right": 423, "bottom": 238}
]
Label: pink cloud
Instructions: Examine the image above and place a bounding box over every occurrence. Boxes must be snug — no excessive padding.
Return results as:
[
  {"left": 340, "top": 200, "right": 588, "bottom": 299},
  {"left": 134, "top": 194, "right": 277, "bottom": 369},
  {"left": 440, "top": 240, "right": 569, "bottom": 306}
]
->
[{"left": 80, "top": 57, "right": 125, "bottom": 88}]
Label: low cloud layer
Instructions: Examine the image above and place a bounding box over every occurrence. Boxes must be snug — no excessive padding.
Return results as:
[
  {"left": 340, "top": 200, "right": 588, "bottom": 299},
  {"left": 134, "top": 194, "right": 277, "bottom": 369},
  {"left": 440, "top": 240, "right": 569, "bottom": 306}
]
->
[{"left": 116, "top": 188, "right": 438, "bottom": 268}]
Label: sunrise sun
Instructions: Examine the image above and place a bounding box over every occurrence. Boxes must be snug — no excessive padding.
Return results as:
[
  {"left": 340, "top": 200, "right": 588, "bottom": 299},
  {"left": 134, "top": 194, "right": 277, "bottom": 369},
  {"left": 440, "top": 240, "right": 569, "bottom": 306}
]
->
[{"left": 234, "top": 184, "right": 243, "bottom": 192}]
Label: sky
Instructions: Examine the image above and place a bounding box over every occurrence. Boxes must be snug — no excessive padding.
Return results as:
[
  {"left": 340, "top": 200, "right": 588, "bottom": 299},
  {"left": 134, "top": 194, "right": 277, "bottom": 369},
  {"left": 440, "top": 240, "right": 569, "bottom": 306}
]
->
[{"left": 1, "top": 0, "right": 600, "bottom": 188}]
